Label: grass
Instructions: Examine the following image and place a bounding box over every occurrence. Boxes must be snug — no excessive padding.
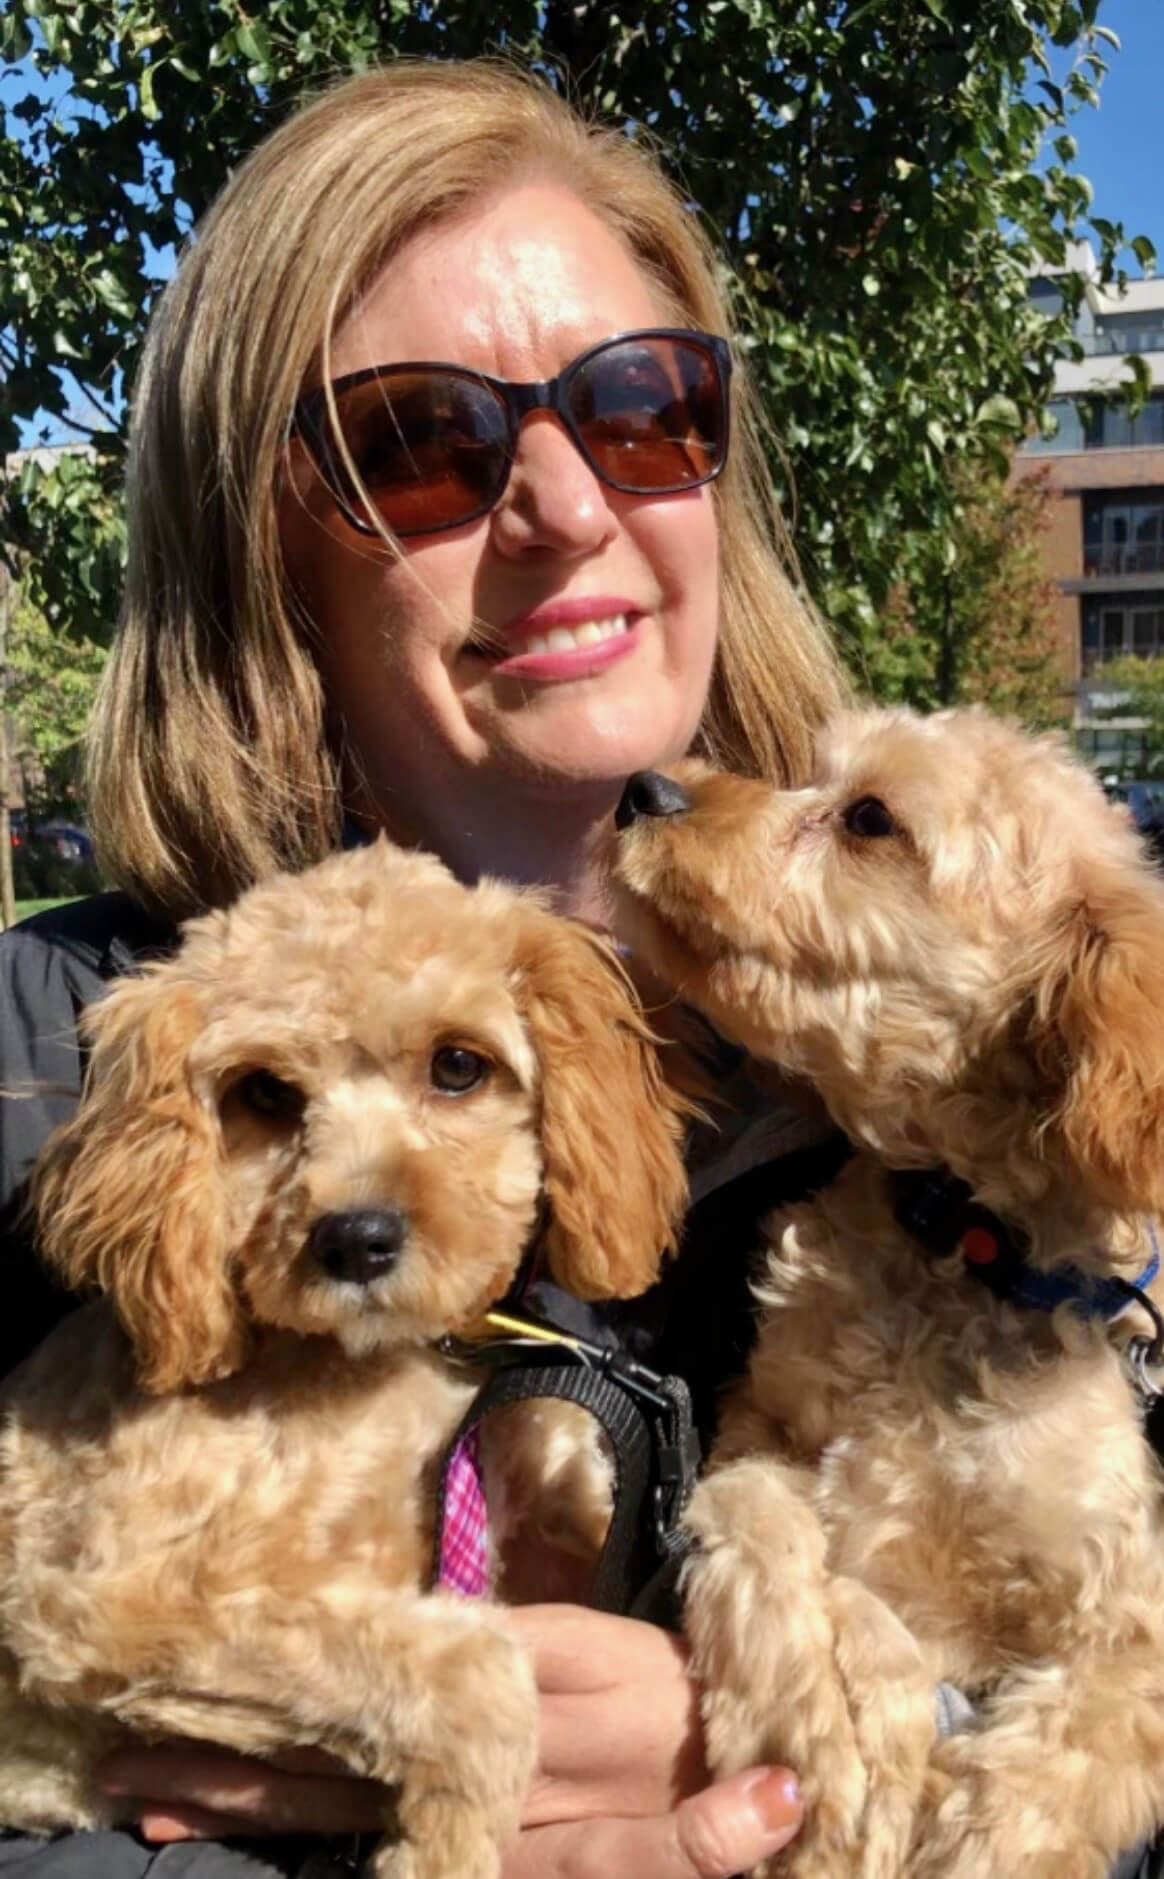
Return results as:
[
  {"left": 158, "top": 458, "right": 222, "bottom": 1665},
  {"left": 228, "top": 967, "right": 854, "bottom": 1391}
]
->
[{"left": 13, "top": 898, "right": 75, "bottom": 921}]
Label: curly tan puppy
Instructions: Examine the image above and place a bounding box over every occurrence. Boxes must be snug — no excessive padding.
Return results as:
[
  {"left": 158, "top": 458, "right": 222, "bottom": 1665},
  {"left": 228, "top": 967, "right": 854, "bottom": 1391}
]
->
[
  {"left": 0, "top": 839, "right": 688, "bottom": 1879},
  {"left": 613, "top": 707, "right": 1164, "bottom": 1879}
]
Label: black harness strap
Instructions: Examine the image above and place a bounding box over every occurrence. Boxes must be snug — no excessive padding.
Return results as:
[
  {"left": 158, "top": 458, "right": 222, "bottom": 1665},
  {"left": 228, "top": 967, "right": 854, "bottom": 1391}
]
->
[{"left": 432, "top": 1326, "right": 700, "bottom": 1619}]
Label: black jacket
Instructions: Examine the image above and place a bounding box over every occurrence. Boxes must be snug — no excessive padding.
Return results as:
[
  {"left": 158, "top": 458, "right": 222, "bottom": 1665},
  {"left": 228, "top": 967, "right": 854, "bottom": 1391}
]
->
[{"left": 0, "top": 893, "right": 176, "bottom": 1378}]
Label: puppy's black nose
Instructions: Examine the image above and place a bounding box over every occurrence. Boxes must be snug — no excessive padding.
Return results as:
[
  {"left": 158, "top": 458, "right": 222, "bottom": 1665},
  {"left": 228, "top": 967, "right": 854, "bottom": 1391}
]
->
[
  {"left": 616, "top": 771, "right": 691, "bottom": 830},
  {"left": 310, "top": 1207, "right": 407, "bottom": 1284}
]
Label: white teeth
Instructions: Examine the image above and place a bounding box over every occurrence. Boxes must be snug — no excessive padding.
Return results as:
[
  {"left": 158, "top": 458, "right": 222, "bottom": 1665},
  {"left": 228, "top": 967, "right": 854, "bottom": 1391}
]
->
[{"left": 521, "top": 614, "right": 629, "bottom": 657}]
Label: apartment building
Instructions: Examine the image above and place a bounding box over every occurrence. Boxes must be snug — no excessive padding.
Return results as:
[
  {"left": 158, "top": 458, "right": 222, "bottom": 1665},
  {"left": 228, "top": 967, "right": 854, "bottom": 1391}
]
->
[{"left": 1016, "top": 242, "right": 1164, "bottom": 772}]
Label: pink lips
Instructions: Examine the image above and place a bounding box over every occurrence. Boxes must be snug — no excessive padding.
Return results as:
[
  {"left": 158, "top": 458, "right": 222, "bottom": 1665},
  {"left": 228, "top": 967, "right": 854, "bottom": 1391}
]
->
[{"left": 482, "top": 597, "right": 642, "bottom": 682}]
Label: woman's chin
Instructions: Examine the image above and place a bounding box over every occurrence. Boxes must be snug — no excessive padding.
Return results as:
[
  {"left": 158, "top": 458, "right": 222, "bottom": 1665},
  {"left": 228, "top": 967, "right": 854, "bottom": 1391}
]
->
[{"left": 482, "top": 701, "right": 703, "bottom": 795}]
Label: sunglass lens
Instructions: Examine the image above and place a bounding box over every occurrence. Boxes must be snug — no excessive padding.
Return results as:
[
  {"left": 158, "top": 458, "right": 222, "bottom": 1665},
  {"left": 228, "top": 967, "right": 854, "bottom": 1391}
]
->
[
  {"left": 567, "top": 336, "right": 726, "bottom": 492},
  {"left": 321, "top": 370, "right": 510, "bottom": 533}
]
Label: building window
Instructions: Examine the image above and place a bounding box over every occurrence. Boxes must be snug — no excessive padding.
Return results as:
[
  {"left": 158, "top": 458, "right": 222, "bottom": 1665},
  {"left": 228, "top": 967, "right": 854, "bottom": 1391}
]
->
[
  {"left": 1091, "top": 396, "right": 1164, "bottom": 449},
  {"left": 1082, "top": 591, "right": 1164, "bottom": 670},
  {"left": 1024, "top": 398, "right": 1088, "bottom": 453},
  {"left": 1083, "top": 491, "right": 1164, "bottom": 575},
  {"left": 1085, "top": 312, "right": 1164, "bottom": 357},
  {"left": 1024, "top": 394, "right": 1164, "bottom": 454}
]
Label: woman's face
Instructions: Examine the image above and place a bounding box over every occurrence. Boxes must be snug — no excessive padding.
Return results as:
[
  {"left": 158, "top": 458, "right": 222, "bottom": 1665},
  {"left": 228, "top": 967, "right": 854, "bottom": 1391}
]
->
[{"left": 280, "top": 182, "right": 721, "bottom": 872}]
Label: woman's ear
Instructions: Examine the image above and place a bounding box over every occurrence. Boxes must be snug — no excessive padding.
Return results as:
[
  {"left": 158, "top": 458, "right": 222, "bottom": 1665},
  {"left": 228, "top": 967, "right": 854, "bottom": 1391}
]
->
[
  {"left": 1032, "top": 863, "right": 1164, "bottom": 1217},
  {"left": 511, "top": 909, "right": 690, "bottom": 1301},
  {"left": 31, "top": 962, "right": 248, "bottom": 1393}
]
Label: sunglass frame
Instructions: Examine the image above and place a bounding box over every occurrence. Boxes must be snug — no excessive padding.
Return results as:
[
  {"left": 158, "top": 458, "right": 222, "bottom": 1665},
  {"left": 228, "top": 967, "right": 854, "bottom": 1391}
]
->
[{"left": 292, "top": 327, "right": 733, "bottom": 538}]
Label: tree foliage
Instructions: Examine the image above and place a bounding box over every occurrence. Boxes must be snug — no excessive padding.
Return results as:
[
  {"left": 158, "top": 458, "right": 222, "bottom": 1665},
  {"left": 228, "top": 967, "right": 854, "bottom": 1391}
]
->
[
  {"left": 5, "top": 587, "right": 107, "bottom": 811},
  {"left": 881, "top": 462, "right": 1066, "bottom": 725},
  {"left": 1, "top": 0, "right": 1155, "bottom": 693}
]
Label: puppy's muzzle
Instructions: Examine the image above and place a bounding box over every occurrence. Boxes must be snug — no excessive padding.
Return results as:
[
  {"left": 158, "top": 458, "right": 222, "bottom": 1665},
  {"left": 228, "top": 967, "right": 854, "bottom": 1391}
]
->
[
  {"left": 615, "top": 771, "right": 691, "bottom": 830},
  {"left": 309, "top": 1207, "right": 408, "bottom": 1285}
]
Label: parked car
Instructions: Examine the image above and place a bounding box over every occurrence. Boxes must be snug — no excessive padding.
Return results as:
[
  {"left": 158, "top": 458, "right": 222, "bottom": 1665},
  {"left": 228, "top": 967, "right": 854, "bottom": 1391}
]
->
[
  {"left": 4, "top": 811, "right": 99, "bottom": 901},
  {"left": 33, "top": 819, "right": 94, "bottom": 863},
  {"left": 1103, "top": 779, "right": 1164, "bottom": 870},
  {"left": 5, "top": 812, "right": 92, "bottom": 863},
  {"left": 1102, "top": 779, "right": 1164, "bottom": 832}
]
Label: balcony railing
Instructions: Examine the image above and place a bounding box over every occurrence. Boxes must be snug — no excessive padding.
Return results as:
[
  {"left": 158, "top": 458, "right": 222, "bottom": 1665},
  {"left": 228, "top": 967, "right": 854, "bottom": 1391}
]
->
[
  {"left": 1082, "top": 645, "right": 1164, "bottom": 672},
  {"left": 1084, "top": 543, "right": 1164, "bottom": 576},
  {"left": 1079, "top": 329, "right": 1164, "bottom": 357}
]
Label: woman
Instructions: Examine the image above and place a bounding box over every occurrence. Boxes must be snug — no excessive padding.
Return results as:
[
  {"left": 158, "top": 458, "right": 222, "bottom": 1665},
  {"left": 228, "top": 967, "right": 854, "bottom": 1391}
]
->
[{"left": 0, "top": 58, "right": 846, "bottom": 1879}]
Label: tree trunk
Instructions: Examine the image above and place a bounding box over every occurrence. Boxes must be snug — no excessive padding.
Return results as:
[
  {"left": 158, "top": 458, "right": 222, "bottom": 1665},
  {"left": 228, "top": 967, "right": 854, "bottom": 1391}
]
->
[
  {"left": 936, "top": 572, "right": 957, "bottom": 708},
  {"left": 0, "top": 558, "right": 15, "bottom": 930}
]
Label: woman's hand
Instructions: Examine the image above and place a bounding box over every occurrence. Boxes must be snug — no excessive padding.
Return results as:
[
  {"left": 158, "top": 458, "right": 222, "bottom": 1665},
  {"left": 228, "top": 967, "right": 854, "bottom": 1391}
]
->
[
  {"left": 503, "top": 1605, "right": 803, "bottom": 1878},
  {"left": 97, "top": 1604, "right": 802, "bottom": 1879}
]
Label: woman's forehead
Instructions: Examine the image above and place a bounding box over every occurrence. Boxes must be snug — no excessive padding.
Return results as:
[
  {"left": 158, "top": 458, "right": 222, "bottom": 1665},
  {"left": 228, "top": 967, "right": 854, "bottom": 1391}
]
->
[{"left": 327, "top": 182, "right": 672, "bottom": 383}]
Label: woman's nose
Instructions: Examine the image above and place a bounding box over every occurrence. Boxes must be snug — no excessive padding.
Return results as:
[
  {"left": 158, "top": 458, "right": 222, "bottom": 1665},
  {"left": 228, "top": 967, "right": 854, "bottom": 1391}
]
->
[{"left": 489, "top": 413, "right": 618, "bottom": 557}]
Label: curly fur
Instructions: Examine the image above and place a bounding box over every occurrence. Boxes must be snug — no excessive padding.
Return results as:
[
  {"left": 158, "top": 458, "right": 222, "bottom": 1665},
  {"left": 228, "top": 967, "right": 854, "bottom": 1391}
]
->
[
  {"left": 0, "top": 838, "right": 688, "bottom": 1879},
  {"left": 613, "top": 706, "right": 1164, "bottom": 1878}
]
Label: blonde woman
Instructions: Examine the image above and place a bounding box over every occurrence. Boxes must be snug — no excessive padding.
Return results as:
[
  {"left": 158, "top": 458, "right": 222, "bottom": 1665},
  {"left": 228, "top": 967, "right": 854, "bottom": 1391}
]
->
[{"left": 0, "top": 60, "right": 847, "bottom": 1879}]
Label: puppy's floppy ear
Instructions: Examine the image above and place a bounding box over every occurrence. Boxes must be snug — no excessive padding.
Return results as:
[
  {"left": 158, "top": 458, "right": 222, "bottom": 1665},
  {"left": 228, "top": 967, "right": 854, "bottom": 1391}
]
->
[
  {"left": 1032, "top": 862, "right": 1164, "bottom": 1216},
  {"left": 511, "top": 909, "right": 689, "bottom": 1300},
  {"left": 31, "top": 960, "right": 247, "bottom": 1393}
]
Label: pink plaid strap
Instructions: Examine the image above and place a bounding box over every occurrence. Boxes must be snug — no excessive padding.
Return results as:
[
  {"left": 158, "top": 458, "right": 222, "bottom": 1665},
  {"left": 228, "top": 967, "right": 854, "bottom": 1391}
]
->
[{"left": 437, "top": 1424, "right": 490, "bottom": 1597}]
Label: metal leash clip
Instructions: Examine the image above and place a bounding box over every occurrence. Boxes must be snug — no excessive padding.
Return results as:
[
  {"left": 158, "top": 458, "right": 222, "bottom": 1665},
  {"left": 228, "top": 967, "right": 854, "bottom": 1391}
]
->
[
  {"left": 1126, "top": 1327, "right": 1164, "bottom": 1401},
  {"left": 1113, "top": 1274, "right": 1164, "bottom": 1404}
]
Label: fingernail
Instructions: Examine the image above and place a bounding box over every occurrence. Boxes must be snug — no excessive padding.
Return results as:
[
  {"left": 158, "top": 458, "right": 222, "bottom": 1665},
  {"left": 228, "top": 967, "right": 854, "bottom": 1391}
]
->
[{"left": 746, "top": 1768, "right": 803, "bottom": 1836}]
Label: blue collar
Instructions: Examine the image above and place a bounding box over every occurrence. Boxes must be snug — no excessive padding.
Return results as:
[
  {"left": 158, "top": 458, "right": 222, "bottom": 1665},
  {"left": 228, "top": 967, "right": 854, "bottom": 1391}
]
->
[
  {"left": 890, "top": 1168, "right": 1160, "bottom": 1323},
  {"left": 1009, "top": 1235, "right": 1159, "bottom": 1317}
]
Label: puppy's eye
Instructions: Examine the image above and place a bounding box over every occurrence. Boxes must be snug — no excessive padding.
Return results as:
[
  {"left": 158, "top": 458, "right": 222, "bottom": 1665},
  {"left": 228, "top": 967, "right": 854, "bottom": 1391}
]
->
[
  {"left": 842, "top": 796, "right": 896, "bottom": 839},
  {"left": 430, "top": 1046, "right": 490, "bottom": 1095},
  {"left": 235, "top": 1070, "right": 305, "bottom": 1123}
]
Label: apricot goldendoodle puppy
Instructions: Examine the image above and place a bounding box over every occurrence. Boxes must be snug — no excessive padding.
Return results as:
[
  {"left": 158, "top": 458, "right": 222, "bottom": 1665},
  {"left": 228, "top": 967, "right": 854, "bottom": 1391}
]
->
[
  {"left": 613, "top": 707, "right": 1164, "bottom": 1879},
  {"left": 0, "top": 839, "right": 688, "bottom": 1879}
]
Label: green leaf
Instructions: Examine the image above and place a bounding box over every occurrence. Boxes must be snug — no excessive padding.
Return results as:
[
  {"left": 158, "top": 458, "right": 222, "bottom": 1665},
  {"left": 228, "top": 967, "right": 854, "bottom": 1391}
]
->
[
  {"left": 0, "top": 10, "right": 33, "bottom": 58},
  {"left": 975, "top": 394, "right": 1022, "bottom": 430},
  {"left": 236, "top": 21, "right": 271, "bottom": 64},
  {"left": 138, "top": 58, "right": 161, "bottom": 121},
  {"left": 91, "top": 266, "right": 137, "bottom": 320}
]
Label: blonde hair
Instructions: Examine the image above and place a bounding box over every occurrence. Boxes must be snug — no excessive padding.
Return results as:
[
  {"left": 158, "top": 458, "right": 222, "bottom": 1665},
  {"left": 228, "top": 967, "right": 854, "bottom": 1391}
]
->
[{"left": 88, "top": 60, "right": 848, "bottom": 918}]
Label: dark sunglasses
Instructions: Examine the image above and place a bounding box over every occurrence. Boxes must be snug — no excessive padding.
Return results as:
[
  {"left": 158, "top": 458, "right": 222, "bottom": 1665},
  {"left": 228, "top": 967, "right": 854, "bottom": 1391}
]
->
[{"left": 291, "top": 327, "right": 732, "bottom": 539}]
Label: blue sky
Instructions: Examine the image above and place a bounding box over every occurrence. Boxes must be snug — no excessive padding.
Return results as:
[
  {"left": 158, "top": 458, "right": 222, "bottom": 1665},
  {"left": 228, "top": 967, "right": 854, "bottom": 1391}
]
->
[{"left": 1065, "top": 0, "right": 1163, "bottom": 271}]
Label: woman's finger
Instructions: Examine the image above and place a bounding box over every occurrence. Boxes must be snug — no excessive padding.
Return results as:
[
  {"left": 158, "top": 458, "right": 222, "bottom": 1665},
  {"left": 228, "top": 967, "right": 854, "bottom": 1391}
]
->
[
  {"left": 508, "top": 1605, "right": 707, "bottom": 1820},
  {"left": 98, "top": 1743, "right": 386, "bottom": 1838},
  {"left": 506, "top": 1603, "right": 688, "bottom": 1695},
  {"left": 504, "top": 1767, "right": 804, "bottom": 1879},
  {"left": 136, "top": 1805, "right": 259, "bottom": 1844}
]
